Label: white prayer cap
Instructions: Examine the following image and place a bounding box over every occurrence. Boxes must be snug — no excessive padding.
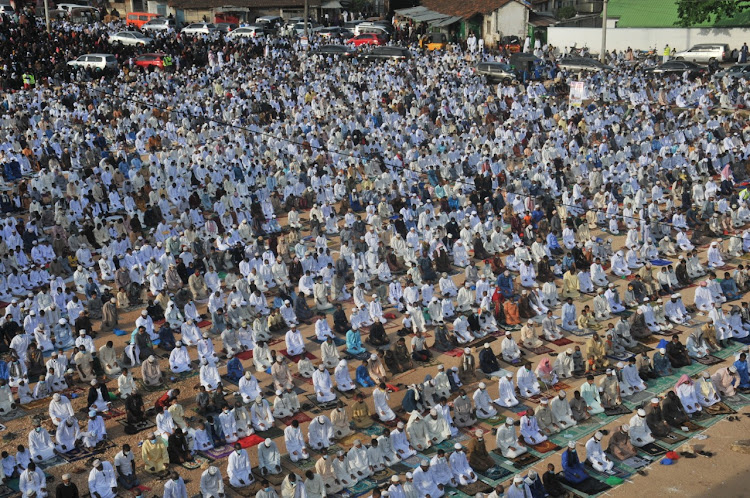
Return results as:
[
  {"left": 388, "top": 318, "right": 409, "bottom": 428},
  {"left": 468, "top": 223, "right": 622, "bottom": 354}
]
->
[
  {"left": 79, "top": 330, "right": 86, "bottom": 335},
  {"left": 566, "top": 348, "right": 573, "bottom": 354},
  {"left": 594, "top": 431, "right": 603, "bottom": 440},
  {"left": 93, "top": 459, "right": 101, "bottom": 466},
  {"left": 91, "top": 379, "right": 97, "bottom": 386},
  {"left": 202, "top": 332, "right": 209, "bottom": 338},
  {"left": 637, "top": 408, "right": 646, "bottom": 417},
  {"left": 671, "top": 293, "right": 680, "bottom": 299},
  {"left": 255, "top": 396, "right": 263, "bottom": 403},
  {"left": 244, "top": 372, "right": 252, "bottom": 379},
  {"left": 528, "top": 470, "right": 538, "bottom": 479},
  {"left": 514, "top": 476, "right": 524, "bottom": 484},
  {"left": 29, "top": 310, "right": 35, "bottom": 315},
  {"left": 406, "top": 472, "right": 413, "bottom": 479},
  {"left": 62, "top": 474, "right": 71, "bottom": 480},
  {"left": 702, "top": 371, "right": 710, "bottom": 379},
  {"left": 540, "top": 398, "right": 548, "bottom": 405},
  {"left": 89, "top": 410, "right": 97, "bottom": 417},
  {"left": 506, "top": 417, "right": 514, "bottom": 425},
  {"left": 397, "top": 421, "right": 404, "bottom": 429},
  {"left": 149, "top": 355, "right": 156, "bottom": 362},
  {"left": 264, "top": 438, "right": 272, "bottom": 447},
  {"left": 275, "top": 390, "right": 282, "bottom": 396},
  {"left": 317, "top": 416, "right": 325, "bottom": 423},
  {"left": 484, "top": 343, "right": 491, "bottom": 349},
  {"left": 58, "top": 318, "right": 66, "bottom": 325},
  {"left": 559, "top": 390, "right": 567, "bottom": 398},
  {"left": 208, "top": 466, "right": 218, "bottom": 475},
  {"left": 622, "top": 424, "right": 630, "bottom": 431},
  {"left": 505, "top": 331, "right": 512, "bottom": 337},
  {"left": 464, "top": 347, "right": 471, "bottom": 354},
  {"left": 430, "top": 408, "right": 437, "bottom": 416},
  {"left": 175, "top": 341, "right": 181, "bottom": 347},
  {"left": 371, "top": 354, "right": 378, "bottom": 360},
  {"left": 437, "top": 364, "right": 444, "bottom": 370},
  {"left": 651, "top": 398, "right": 660, "bottom": 404},
  {"left": 53, "top": 393, "right": 61, "bottom": 401},
  {"left": 475, "top": 429, "right": 484, "bottom": 437},
  {"left": 478, "top": 382, "right": 486, "bottom": 389},
  {"left": 391, "top": 475, "right": 400, "bottom": 483},
  {"left": 616, "top": 362, "right": 624, "bottom": 368},
  {"left": 141, "top": 310, "right": 148, "bottom": 315},
  {"left": 606, "top": 368, "right": 613, "bottom": 374},
  {"left": 567, "top": 441, "right": 576, "bottom": 448},
  {"left": 729, "top": 365, "right": 738, "bottom": 373}
]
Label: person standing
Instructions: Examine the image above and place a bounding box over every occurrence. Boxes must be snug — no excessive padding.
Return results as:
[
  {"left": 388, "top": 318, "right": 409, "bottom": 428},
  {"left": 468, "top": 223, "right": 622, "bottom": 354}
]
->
[
  {"left": 740, "top": 42, "right": 748, "bottom": 63},
  {"left": 663, "top": 44, "right": 670, "bottom": 63}
]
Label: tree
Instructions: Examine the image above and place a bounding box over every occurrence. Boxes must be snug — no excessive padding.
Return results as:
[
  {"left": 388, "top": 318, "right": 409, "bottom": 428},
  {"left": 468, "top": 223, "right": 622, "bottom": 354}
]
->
[
  {"left": 555, "top": 6, "right": 577, "bottom": 19},
  {"left": 675, "top": 0, "right": 750, "bottom": 27}
]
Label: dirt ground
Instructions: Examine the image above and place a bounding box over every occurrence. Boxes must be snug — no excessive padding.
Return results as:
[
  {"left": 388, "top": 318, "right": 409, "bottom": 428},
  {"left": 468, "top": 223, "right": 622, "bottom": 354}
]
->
[{"left": 3, "top": 209, "right": 750, "bottom": 498}]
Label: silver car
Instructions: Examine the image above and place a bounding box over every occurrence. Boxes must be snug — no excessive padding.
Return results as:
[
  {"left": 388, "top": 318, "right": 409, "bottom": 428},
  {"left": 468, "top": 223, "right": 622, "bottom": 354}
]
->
[{"left": 673, "top": 43, "right": 731, "bottom": 63}]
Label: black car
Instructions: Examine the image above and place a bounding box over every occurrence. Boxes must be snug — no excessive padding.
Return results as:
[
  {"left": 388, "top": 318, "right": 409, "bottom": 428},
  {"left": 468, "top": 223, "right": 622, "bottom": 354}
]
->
[
  {"left": 644, "top": 60, "right": 707, "bottom": 79},
  {"left": 360, "top": 46, "right": 411, "bottom": 61},
  {"left": 309, "top": 44, "right": 357, "bottom": 57},
  {"left": 215, "top": 22, "right": 238, "bottom": 33}
]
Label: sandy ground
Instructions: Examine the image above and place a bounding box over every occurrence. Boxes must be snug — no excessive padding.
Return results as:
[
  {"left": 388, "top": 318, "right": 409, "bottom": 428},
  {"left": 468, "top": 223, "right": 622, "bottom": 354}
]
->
[{"left": 3, "top": 210, "right": 750, "bottom": 498}]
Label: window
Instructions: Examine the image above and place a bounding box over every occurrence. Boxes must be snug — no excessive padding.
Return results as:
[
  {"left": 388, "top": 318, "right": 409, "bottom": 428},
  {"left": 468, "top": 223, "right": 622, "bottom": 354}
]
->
[{"left": 486, "top": 19, "right": 491, "bottom": 33}]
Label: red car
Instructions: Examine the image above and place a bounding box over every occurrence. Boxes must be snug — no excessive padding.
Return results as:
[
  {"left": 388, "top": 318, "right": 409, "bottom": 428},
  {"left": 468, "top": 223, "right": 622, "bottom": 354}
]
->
[
  {"left": 133, "top": 53, "right": 168, "bottom": 69},
  {"left": 348, "top": 33, "right": 385, "bottom": 47}
]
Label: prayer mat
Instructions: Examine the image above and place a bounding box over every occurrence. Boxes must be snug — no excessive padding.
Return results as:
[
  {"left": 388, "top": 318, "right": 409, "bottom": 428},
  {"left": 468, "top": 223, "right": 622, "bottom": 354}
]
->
[
  {"left": 0, "top": 484, "right": 18, "bottom": 498},
  {"left": 521, "top": 393, "right": 545, "bottom": 404},
  {"left": 695, "top": 355, "right": 723, "bottom": 366},
  {"left": 567, "top": 328, "right": 594, "bottom": 337},
  {"left": 522, "top": 344, "right": 554, "bottom": 355},
  {"left": 552, "top": 381, "right": 572, "bottom": 391},
  {"left": 703, "top": 401, "right": 735, "bottom": 415},
  {"left": 467, "top": 336, "right": 497, "bottom": 349},
  {"left": 626, "top": 343, "right": 654, "bottom": 355},
  {"left": 511, "top": 452, "right": 540, "bottom": 469},
  {"left": 480, "top": 464, "right": 513, "bottom": 482},
  {"left": 0, "top": 407, "right": 27, "bottom": 422},
  {"left": 603, "top": 405, "right": 632, "bottom": 417},
  {"left": 200, "top": 445, "right": 234, "bottom": 460},
  {"left": 434, "top": 347, "right": 464, "bottom": 357},
  {"left": 221, "top": 375, "right": 241, "bottom": 387},
  {"left": 279, "top": 412, "right": 313, "bottom": 426},
  {"left": 238, "top": 434, "right": 265, "bottom": 448},
  {"left": 181, "top": 455, "right": 210, "bottom": 469},
  {"left": 583, "top": 462, "right": 630, "bottom": 480},
  {"left": 137, "top": 380, "right": 166, "bottom": 392},
  {"left": 483, "top": 415, "right": 505, "bottom": 426},
  {"left": 224, "top": 478, "right": 262, "bottom": 497},
  {"left": 656, "top": 432, "right": 689, "bottom": 445},
  {"left": 102, "top": 407, "right": 126, "bottom": 420},
  {"left": 343, "top": 351, "right": 370, "bottom": 361},
  {"left": 530, "top": 440, "right": 561, "bottom": 453},
  {"left": 607, "top": 352, "right": 635, "bottom": 362},
  {"left": 650, "top": 259, "right": 674, "bottom": 266},
  {"left": 38, "top": 455, "right": 67, "bottom": 470},
  {"left": 623, "top": 389, "right": 655, "bottom": 407},
  {"left": 307, "top": 335, "right": 346, "bottom": 346},
  {"left": 550, "top": 337, "right": 574, "bottom": 346},
  {"left": 235, "top": 350, "right": 253, "bottom": 360},
  {"left": 252, "top": 468, "right": 285, "bottom": 486},
  {"left": 267, "top": 337, "right": 285, "bottom": 347},
  {"left": 279, "top": 349, "right": 317, "bottom": 363},
  {"left": 338, "top": 387, "right": 362, "bottom": 400},
  {"left": 678, "top": 420, "right": 703, "bottom": 432},
  {"left": 131, "top": 485, "right": 151, "bottom": 498},
  {"left": 619, "top": 456, "right": 651, "bottom": 469},
  {"left": 370, "top": 467, "right": 396, "bottom": 483},
  {"left": 60, "top": 446, "right": 94, "bottom": 463},
  {"left": 291, "top": 373, "right": 314, "bottom": 385},
  {"left": 20, "top": 398, "right": 48, "bottom": 410},
  {"left": 113, "top": 328, "right": 129, "bottom": 336},
  {"left": 349, "top": 479, "right": 377, "bottom": 497},
  {"left": 359, "top": 424, "right": 385, "bottom": 437},
  {"left": 638, "top": 442, "right": 667, "bottom": 456},
  {"left": 458, "top": 481, "right": 493, "bottom": 496},
  {"left": 256, "top": 426, "right": 284, "bottom": 440},
  {"left": 281, "top": 454, "right": 316, "bottom": 472},
  {"left": 559, "top": 476, "right": 612, "bottom": 495},
  {"left": 305, "top": 394, "right": 338, "bottom": 412},
  {"left": 507, "top": 403, "right": 532, "bottom": 414},
  {"left": 461, "top": 424, "right": 486, "bottom": 438},
  {"left": 196, "top": 320, "right": 212, "bottom": 328},
  {"left": 338, "top": 433, "right": 363, "bottom": 446},
  {"left": 390, "top": 462, "right": 416, "bottom": 474},
  {"left": 116, "top": 418, "right": 156, "bottom": 433},
  {"left": 551, "top": 423, "right": 605, "bottom": 447}
]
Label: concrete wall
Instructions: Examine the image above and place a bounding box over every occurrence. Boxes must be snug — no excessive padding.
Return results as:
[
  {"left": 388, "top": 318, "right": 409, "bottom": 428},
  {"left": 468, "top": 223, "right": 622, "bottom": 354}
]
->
[
  {"left": 547, "top": 26, "right": 750, "bottom": 52},
  {"left": 485, "top": 1, "right": 528, "bottom": 45}
]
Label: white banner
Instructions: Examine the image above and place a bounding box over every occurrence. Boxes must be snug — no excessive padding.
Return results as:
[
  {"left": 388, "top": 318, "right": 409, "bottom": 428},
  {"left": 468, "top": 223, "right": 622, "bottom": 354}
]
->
[{"left": 569, "top": 81, "right": 585, "bottom": 107}]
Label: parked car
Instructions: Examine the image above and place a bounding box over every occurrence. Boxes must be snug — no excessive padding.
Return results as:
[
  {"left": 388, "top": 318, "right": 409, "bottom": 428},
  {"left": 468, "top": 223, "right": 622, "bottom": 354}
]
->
[
  {"left": 255, "top": 15, "right": 282, "bottom": 31},
  {"left": 354, "top": 22, "right": 391, "bottom": 38},
  {"left": 361, "top": 46, "right": 411, "bottom": 61},
  {"left": 644, "top": 60, "right": 707, "bottom": 79},
  {"left": 508, "top": 52, "right": 551, "bottom": 81},
  {"left": 133, "top": 52, "right": 168, "bottom": 69},
  {"left": 317, "top": 27, "right": 353, "bottom": 39},
  {"left": 344, "top": 20, "right": 365, "bottom": 31},
  {"left": 348, "top": 33, "right": 385, "bottom": 47},
  {"left": 0, "top": 4, "right": 15, "bottom": 15},
  {"left": 109, "top": 31, "right": 153, "bottom": 46},
  {"left": 181, "top": 22, "right": 216, "bottom": 35},
  {"left": 215, "top": 22, "right": 237, "bottom": 33},
  {"left": 717, "top": 63, "right": 750, "bottom": 79},
  {"left": 228, "top": 26, "right": 264, "bottom": 39},
  {"left": 556, "top": 56, "right": 612, "bottom": 72},
  {"left": 419, "top": 32, "right": 447, "bottom": 51},
  {"left": 125, "top": 12, "right": 159, "bottom": 29},
  {"left": 293, "top": 22, "right": 322, "bottom": 36},
  {"left": 673, "top": 43, "right": 731, "bottom": 63},
  {"left": 474, "top": 61, "right": 515, "bottom": 83},
  {"left": 140, "top": 17, "right": 176, "bottom": 33},
  {"left": 309, "top": 44, "right": 357, "bottom": 57},
  {"left": 67, "top": 53, "right": 118, "bottom": 70},
  {"left": 500, "top": 35, "right": 522, "bottom": 53}
]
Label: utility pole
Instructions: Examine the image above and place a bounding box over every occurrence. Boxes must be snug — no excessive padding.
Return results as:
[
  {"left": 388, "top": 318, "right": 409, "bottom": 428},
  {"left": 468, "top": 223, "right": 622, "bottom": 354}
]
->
[
  {"left": 44, "top": 0, "right": 51, "bottom": 32},
  {"left": 600, "top": 0, "right": 607, "bottom": 63},
  {"left": 303, "top": 0, "right": 309, "bottom": 42}
]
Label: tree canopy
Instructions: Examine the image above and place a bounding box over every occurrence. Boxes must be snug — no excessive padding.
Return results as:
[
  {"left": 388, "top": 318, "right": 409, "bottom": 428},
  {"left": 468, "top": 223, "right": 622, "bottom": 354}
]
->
[{"left": 676, "top": 0, "right": 750, "bottom": 26}]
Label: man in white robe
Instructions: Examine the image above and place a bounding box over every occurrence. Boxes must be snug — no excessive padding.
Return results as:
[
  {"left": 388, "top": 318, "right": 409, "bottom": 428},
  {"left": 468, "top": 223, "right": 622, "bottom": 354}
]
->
[
  {"left": 83, "top": 410, "right": 107, "bottom": 448},
  {"left": 218, "top": 406, "right": 238, "bottom": 443},
  {"left": 200, "top": 466, "right": 224, "bottom": 498},
  {"left": 117, "top": 370, "right": 136, "bottom": 398},
  {"left": 238, "top": 372, "right": 260, "bottom": 404},
  {"left": 285, "top": 326, "right": 306, "bottom": 357},
  {"left": 501, "top": 332, "right": 522, "bottom": 362},
  {"left": 517, "top": 364, "right": 541, "bottom": 397},
  {"left": 88, "top": 459, "right": 117, "bottom": 498},
  {"left": 168, "top": 341, "right": 192, "bottom": 373},
  {"left": 520, "top": 409, "right": 547, "bottom": 444},
  {"left": 199, "top": 360, "right": 221, "bottom": 391},
  {"left": 48, "top": 393, "right": 74, "bottom": 425},
  {"left": 334, "top": 359, "right": 355, "bottom": 392},
  {"left": 346, "top": 440, "right": 372, "bottom": 478},
  {"left": 28, "top": 422, "right": 56, "bottom": 462},
  {"left": 55, "top": 417, "right": 80, "bottom": 453},
  {"left": 312, "top": 364, "right": 336, "bottom": 403},
  {"left": 406, "top": 412, "right": 431, "bottom": 452},
  {"left": 473, "top": 382, "right": 497, "bottom": 418},
  {"left": 308, "top": 415, "right": 334, "bottom": 451},
  {"left": 250, "top": 397, "right": 274, "bottom": 432},
  {"left": 495, "top": 373, "right": 519, "bottom": 407},
  {"left": 20, "top": 463, "right": 47, "bottom": 498},
  {"left": 449, "top": 444, "right": 477, "bottom": 486},
  {"left": 257, "top": 439, "right": 281, "bottom": 475},
  {"left": 284, "top": 420, "right": 310, "bottom": 462},
  {"left": 425, "top": 408, "right": 451, "bottom": 444},
  {"left": 585, "top": 431, "right": 614, "bottom": 472},
  {"left": 227, "top": 444, "right": 254, "bottom": 487},
  {"left": 549, "top": 391, "right": 576, "bottom": 428},
  {"left": 412, "top": 460, "right": 444, "bottom": 498},
  {"left": 496, "top": 417, "right": 527, "bottom": 458},
  {"left": 374, "top": 384, "right": 396, "bottom": 421},
  {"left": 391, "top": 421, "right": 417, "bottom": 459},
  {"left": 628, "top": 409, "right": 655, "bottom": 447}
]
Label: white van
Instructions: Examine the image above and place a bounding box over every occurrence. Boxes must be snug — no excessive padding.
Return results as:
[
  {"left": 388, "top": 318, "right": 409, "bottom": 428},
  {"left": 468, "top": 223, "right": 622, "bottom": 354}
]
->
[{"left": 56, "top": 3, "right": 91, "bottom": 13}]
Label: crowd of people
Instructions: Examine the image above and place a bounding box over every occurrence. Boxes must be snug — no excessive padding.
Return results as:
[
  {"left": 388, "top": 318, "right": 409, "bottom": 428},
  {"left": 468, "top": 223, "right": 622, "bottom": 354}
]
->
[{"left": 1, "top": 5, "right": 750, "bottom": 498}]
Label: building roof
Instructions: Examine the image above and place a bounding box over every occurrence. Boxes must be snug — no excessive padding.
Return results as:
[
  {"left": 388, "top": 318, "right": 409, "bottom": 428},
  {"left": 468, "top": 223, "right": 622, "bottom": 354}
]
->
[
  {"left": 606, "top": 0, "right": 750, "bottom": 28},
  {"left": 168, "top": 0, "right": 320, "bottom": 10},
  {"left": 420, "top": 0, "right": 529, "bottom": 19}
]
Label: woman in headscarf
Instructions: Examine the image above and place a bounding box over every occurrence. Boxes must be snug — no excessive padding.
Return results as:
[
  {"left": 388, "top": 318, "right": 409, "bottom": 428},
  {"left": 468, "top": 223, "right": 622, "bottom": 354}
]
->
[{"left": 661, "top": 391, "right": 690, "bottom": 428}]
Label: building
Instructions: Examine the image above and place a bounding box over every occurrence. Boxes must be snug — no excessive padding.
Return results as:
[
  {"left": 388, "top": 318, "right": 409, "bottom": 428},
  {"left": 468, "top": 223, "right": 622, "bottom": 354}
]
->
[
  {"left": 406, "top": 0, "right": 532, "bottom": 46},
  {"left": 142, "top": 0, "right": 321, "bottom": 23}
]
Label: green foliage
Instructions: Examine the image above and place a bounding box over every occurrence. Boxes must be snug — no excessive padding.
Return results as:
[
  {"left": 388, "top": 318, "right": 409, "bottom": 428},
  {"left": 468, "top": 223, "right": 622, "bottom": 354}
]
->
[
  {"left": 675, "top": 0, "right": 750, "bottom": 27},
  {"left": 556, "top": 5, "right": 577, "bottom": 19}
]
